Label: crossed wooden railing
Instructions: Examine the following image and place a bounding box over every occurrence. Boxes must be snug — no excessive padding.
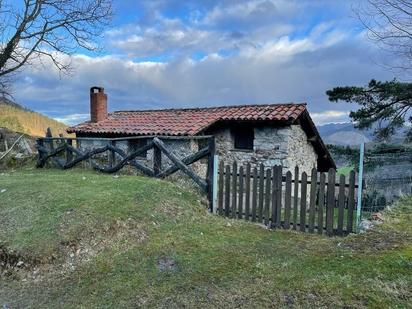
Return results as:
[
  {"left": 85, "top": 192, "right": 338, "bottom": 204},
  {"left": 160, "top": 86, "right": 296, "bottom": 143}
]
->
[{"left": 36, "top": 136, "right": 216, "bottom": 202}]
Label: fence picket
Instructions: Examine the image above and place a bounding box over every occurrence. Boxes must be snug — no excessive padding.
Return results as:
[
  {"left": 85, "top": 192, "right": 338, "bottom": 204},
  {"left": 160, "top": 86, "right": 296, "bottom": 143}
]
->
[
  {"left": 308, "top": 168, "right": 317, "bottom": 233},
  {"left": 347, "top": 170, "right": 356, "bottom": 233},
  {"left": 258, "top": 164, "right": 265, "bottom": 223},
  {"left": 326, "top": 168, "right": 336, "bottom": 236},
  {"left": 275, "top": 165, "right": 282, "bottom": 228},
  {"left": 337, "top": 174, "right": 346, "bottom": 236},
  {"left": 317, "top": 173, "right": 326, "bottom": 235},
  {"left": 271, "top": 166, "right": 277, "bottom": 228},
  {"left": 224, "top": 165, "right": 231, "bottom": 217},
  {"left": 245, "top": 163, "right": 251, "bottom": 221},
  {"left": 299, "top": 172, "right": 308, "bottom": 232},
  {"left": 293, "top": 166, "right": 299, "bottom": 230},
  {"left": 251, "top": 167, "right": 258, "bottom": 222},
  {"left": 238, "top": 166, "right": 244, "bottom": 219},
  {"left": 231, "top": 161, "right": 238, "bottom": 219},
  {"left": 218, "top": 160, "right": 224, "bottom": 215},
  {"left": 264, "top": 169, "right": 271, "bottom": 226},
  {"left": 284, "top": 171, "right": 292, "bottom": 229}
]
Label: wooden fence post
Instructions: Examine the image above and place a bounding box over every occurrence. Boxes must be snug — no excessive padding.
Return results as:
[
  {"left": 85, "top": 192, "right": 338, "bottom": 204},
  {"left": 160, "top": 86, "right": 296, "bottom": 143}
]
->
[
  {"left": 264, "top": 168, "right": 271, "bottom": 226},
  {"left": 212, "top": 154, "right": 219, "bottom": 213},
  {"left": 317, "top": 173, "right": 326, "bottom": 235},
  {"left": 347, "top": 170, "right": 356, "bottom": 233},
  {"left": 251, "top": 166, "right": 258, "bottom": 222},
  {"left": 206, "top": 137, "right": 216, "bottom": 210},
  {"left": 66, "top": 139, "right": 73, "bottom": 165},
  {"left": 153, "top": 144, "right": 162, "bottom": 175},
  {"left": 284, "top": 171, "right": 292, "bottom": 229},
  {"left": 36, "top": 139, "right": 44, "bottom": 167},
  {"left": 218, "top": 160, "right": 224, "bottom": 216},
  {"left": 258, "top": 163, "right": 265, "bottom": 223},
  {"left": 326, "top": 168, "right": 336, "bottom": 236},
  {"left": 308, "top": 168, "right": 317, "bottom": 233},
  {"left": 299, "top": 172, "right": 308, "bottom": 232},
  {"left": 245, "top": 163, "right": 251, "bottom": 221},
  {"left": 275, "top": 165, "right": 282, "bottom": 228},
  {"left": 231, "top": 161, "right": 238, "bottom": 219},
  {"left": 224, "top": 165, "right": 231, "bottom": 217},
  {"left": 271, "top": 166, "right": 278, "bottom": 228},
  {"left": 337, "top": 174, "right": 346, "bottom": 236},
  {"left": 293, "top": 166, "right": 299, "bottom": 230},
  {"left": 238, "top": 166, "right": 244, "bottom": 219}
]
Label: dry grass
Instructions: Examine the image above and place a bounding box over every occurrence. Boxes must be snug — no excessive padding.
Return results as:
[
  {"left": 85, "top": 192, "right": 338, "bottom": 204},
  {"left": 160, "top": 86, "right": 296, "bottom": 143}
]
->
[{"left": 0, "top": 103, "right": 69, "bottom": 136}]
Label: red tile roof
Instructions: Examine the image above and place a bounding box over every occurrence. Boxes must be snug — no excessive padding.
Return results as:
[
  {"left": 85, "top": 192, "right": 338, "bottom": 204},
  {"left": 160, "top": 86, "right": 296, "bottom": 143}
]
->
[{"left": 67, "top": 103, "right": 307, "bottom": 136}]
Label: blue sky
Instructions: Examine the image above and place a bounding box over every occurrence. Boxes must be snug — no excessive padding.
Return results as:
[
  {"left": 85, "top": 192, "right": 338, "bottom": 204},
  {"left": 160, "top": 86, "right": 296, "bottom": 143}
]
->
[{"left": 13, "top": 0, "right": 396, "bottom": 125}]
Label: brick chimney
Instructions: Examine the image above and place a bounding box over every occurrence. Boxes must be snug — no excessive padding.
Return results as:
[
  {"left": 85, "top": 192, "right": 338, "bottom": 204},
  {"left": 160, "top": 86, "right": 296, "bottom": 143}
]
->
[{"left": 90, "top": 86, "right": 107, "bottom": 123}]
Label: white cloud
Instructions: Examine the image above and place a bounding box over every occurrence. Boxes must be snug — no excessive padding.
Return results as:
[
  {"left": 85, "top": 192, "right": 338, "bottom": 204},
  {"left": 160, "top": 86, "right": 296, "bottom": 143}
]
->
[
  {"left": 310, "top": 110, "right": 350, "bottom": 125},
  {"left": 54, "top": 113, "right": 89, "bottom": 125},
  {"left": 13, "top": 29, "right": 394, "bottom": 125},
  {"left": 9, "top": 0, "right": 396, "bottom": 127}
]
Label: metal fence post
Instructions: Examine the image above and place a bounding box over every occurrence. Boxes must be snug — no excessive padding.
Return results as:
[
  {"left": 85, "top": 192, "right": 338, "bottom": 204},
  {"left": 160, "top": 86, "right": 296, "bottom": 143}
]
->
[{"left": 356, "top": 142, "right": 365, "bottom": 232}]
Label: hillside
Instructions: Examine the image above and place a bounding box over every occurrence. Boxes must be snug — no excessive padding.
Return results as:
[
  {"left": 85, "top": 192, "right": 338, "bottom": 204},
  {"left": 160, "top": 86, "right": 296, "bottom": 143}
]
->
[
  {"left": 0, "top": 99, "right": 68, "bottom": 137},
  {"left": 1, "top": 169, "right": 411, "bottom": 308},
  {"left": 318, "top": 122, "right": 407, "bottom": 146}
]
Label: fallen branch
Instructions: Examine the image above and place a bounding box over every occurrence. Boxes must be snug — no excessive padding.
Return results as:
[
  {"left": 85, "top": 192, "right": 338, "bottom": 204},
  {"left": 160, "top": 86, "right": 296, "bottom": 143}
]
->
[{"left": 0, "top": 134, "right": 24, "bottom": 161}]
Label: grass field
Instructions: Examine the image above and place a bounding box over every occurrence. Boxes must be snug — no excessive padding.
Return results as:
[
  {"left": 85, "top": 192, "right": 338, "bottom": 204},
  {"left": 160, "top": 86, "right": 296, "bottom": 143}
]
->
[{"left": 0, "top": 169, "right": 411, "bottom": 308}]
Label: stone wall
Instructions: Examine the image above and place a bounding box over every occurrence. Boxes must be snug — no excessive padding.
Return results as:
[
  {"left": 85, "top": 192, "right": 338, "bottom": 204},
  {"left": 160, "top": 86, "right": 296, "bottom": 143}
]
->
[
  {"left": 211, "top": 124, "right": 317, "bottom": 174},
  {"left": 74, "top": 124, "right": 318, "bottom": 176}
]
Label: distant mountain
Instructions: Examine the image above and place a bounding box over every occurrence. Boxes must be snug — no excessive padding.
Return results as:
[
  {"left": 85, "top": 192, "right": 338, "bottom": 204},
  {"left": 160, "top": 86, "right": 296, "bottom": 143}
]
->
[
  {"left": 0, "top": 98, "right": 69, "bottom": 137},
  {"left": 317, "top": 122, "right": 373, "bottom": 145},
  {"left": 317, "top": 122, "right": 406, "bottom": 145}
]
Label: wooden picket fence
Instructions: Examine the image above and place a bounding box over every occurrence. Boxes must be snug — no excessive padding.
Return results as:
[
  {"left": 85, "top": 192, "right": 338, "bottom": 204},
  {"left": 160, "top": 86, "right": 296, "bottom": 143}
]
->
[{"left": 216, "top": 161, "right": 360, "bottom": 236}]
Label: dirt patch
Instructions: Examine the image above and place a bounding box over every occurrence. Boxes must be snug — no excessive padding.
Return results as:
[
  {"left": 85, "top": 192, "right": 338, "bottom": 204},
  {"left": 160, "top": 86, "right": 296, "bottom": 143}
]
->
[
  {"left": 1, "top": 218, "right": 147, "bottom": 282},
  {"left": 0, "top": 246, "right": 40, "bottom": 279},
  {"left": 342, "top": 227, "right": 412, "bottom": 252}
]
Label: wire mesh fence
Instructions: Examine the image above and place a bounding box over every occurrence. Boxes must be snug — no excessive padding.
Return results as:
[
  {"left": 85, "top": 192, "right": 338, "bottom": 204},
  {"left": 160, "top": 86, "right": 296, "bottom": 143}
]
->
[{"left": 362, "top": 145, "right": 412, "bottom": 216}]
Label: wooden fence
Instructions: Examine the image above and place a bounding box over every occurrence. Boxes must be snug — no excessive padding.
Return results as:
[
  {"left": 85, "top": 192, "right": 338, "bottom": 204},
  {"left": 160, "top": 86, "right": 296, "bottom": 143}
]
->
[
  {"left": 36, "top": 134, "right": 216, "bottom": 203},
  {"left": 216, "top": 161, "right": 360, "bottom": 236}
]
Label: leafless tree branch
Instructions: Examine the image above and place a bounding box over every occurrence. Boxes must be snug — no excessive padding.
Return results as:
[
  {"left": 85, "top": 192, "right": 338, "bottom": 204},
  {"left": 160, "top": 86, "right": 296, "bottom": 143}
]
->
[
  {"left": 0, "top": 0, "right": 112, "bottom": 94},
  {"left": 355, "top": 0, "right": 412, "bottom": 72}
]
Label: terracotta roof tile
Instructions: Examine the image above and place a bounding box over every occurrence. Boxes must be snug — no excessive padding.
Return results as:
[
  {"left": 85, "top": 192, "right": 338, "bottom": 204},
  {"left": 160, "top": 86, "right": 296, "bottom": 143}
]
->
[{"left": 67, "top": 103, "right": 307, "bottom": 136}]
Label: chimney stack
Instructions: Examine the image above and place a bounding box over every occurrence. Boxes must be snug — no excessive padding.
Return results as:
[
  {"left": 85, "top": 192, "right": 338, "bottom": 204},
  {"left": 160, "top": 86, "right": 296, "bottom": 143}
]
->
[{"left": 90, "top": 86, "right": 107, "bottom": 123}]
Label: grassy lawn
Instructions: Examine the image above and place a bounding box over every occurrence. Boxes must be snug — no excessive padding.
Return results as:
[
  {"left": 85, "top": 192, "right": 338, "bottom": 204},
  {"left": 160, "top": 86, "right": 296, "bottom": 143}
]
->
[
  {"left": 0, "top": 168, "right": 411, "bottom": 308},
  {"left": 337, "top": 166, "right": 355, "bottom": 176}
]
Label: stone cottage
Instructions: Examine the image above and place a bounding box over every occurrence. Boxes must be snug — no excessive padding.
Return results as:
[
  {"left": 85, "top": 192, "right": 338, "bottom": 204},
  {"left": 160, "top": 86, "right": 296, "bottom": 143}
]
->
[{"left": 67, "top": 87, "right": 335, "bottom": 174}]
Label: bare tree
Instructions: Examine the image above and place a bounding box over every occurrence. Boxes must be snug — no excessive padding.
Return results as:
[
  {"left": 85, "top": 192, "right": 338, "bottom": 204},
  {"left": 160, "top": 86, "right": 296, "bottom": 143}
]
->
[
  {"left": 0, "top": 0, "right": 112, "bottom": 95},
  {"left": 356, "top": 0, "right": 412, "bottom": 71}
]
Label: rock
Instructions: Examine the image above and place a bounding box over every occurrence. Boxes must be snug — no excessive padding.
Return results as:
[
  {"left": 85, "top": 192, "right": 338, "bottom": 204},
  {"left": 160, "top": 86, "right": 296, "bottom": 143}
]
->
[
  {"left": 358, "top": 219, "right": 373, "bottom": 233},
  {"left": 371, "top": 212, "right": 384, "bottom": 221},
  {"left": 0, "top": 189, "right": 6, "bottom": 193}
]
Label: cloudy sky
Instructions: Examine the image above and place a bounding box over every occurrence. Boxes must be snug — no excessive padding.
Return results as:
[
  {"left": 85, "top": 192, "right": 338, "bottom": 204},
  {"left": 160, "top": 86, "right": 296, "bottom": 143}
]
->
[{"left": 13, "top": 0, "right": 396, "bottom": 125}]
